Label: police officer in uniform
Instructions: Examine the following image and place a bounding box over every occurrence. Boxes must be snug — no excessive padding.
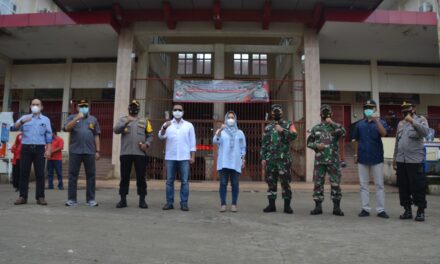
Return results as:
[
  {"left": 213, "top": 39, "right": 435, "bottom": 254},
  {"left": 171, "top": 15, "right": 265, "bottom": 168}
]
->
[
  {"left": 393, "top": 101, "right": 430, "bottom": 222},
  {"left": 114, "top": 100, "right": 153, "bottom": 209},
  {"left": 307, "top": 105, "right": 345, "bottom": 216},
  {"left": 261, "top": 104, "right": 297, "bottom": 214}
]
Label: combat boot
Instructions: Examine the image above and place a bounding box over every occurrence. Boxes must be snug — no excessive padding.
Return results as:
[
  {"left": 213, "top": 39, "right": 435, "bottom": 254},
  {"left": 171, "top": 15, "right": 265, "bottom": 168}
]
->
[
  {"left": 283, "top": 199, "right": 293, "bottom": 214},
  {"left": 414, "top": 207, "right": 425, "bottom": 222},
  {"left": 263, "top": 198, "right": 276, "bottom": 213},
  {"left": 332, "top": 199, "right": 344, "bottom": 216},
  {"left": 139, "top": 195, "right": 148, "bottom": 209},
  {"left": 310, "top": 201, "right": 323, "bottom": 215},
  {"left": 399, "top": 205, "right": 412, "bottom": 220},
  {"left": 116, "top": 195, "right": 127, "bottom": 208}
]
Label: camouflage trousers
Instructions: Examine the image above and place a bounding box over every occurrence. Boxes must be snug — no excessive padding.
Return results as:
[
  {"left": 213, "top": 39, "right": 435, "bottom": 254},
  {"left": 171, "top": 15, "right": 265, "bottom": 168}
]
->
[
  {"left": 265, "top": 160, "right": 292, "bottom": 200},
  {"left": 313, "top": 163, "right": 342, "bottom": 202}
]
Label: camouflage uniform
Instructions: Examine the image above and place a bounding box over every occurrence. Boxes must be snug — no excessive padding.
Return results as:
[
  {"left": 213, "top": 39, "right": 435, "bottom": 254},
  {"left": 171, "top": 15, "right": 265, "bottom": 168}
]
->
[
  {"left": 261, "top": 119, "right": 297, "bottom": 200},
  {"left": 307, "top": 120, "right": 345, "bottom": 202}
]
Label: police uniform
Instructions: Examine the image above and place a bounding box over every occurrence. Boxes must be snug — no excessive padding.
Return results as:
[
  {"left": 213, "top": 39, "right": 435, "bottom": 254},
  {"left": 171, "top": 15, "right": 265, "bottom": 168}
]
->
[
  {"left": 307, "top": 104, "right": 345, "bottom": 216},
  {"left": 114, "top": 100, "right": 154, "bottom": 208},
  {"left": 261, "top": 104, "right": 297, "bottom": 213},
  {"left": 394, "top": 101, "right": 430, "bottom": 221}
]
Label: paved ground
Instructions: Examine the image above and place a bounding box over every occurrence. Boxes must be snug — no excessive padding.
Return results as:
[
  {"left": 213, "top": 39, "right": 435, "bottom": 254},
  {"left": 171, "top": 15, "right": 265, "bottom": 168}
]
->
[{"left": 0, "top": 181, "right": 439, "bottom": 264}]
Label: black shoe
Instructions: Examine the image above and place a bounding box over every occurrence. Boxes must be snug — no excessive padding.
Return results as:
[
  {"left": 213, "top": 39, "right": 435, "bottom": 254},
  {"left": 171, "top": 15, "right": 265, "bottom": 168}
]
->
[
  {"left": 116, "top": 200, "right": 127, "bottom": 208},
  {"left": 116, "top": 195, "right": 127, "bottom": 208},
  {"left": 263, "top": 198, "right": 276, "bottom": 213},
  {"left": 414, "top": 207, "right": 425, "bottom": 222},
  {"left": 399, "top": 206, "right": 412, "bottom": 220},
  {"left": 310, "top": 201, "right": 323, "bottom": 215},
  {"left": 283, "top": 199, "right": 293, "bottom": 214},
  {"left": 332, "top": 200, "right": 344, "bottom": 216},
  {"left": 358, "top": 210, "right": 370, "bottom": 217},
  {"left": 180, "top": 204, "right": 189, "bottom": 211},
  {"left": 139, "top": 197, "right": 148, "bottom": 209},
  {"left": 162, "top": 204, "right": 174, "bottom": 210},
  {"left": 377, "top": 211, "right": 389, "bottom": 219}
]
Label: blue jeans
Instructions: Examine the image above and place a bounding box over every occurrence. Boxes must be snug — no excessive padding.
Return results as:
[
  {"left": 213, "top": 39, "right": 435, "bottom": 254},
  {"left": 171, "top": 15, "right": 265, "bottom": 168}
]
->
[
  {"left": 165, "top": 160, "right": 189, "bottom": 206},
  {"left": 219, "top": 168, "right": 240, "bottom": 206},
  {"left": 47, "top": 160, "right": 63, "bottom": 189},
  {"left": 68, "top": 153, "right": 96, "bottom": 202}
]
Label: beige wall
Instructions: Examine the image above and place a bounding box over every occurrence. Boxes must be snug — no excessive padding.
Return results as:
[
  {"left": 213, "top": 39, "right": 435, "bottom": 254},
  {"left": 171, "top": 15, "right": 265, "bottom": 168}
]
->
[
  {"left": 15, "top": 0, "right": 59, "bottom": 14},
  {"left": 11, "top": 62, "right": 117, "bottom": 90},
  {"left": 378, "top": 66, "right": 440, "bottom": 94},
  {"left": 321, "top": 64, "right": 371, "bottom": 92},
  {"left": 388, "top": 0, "right": 438, "bottom": 12},
  {"left": 71, "top": 63, "right": 116, "bottom": 89}
]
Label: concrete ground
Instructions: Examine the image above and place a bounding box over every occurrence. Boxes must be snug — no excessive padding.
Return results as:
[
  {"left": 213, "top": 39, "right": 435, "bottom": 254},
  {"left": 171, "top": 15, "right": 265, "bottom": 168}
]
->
[{"left": 0, "top": 181, "right": 439, "bottom": 264}]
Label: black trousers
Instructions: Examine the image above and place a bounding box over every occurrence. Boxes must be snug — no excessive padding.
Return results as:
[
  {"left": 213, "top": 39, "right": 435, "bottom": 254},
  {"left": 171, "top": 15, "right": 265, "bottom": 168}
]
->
[
  {"left": 12, "top": 159, "right": 20, "bottom": 189},
  {"left": 19, "top": 145, "right": 46, "bottom": 200},
  {"left": 119, "top": 155, "right": 147, "bottom": 196},
  {"left": 396, "top": 162, "right": 427, "bottom": 209}
]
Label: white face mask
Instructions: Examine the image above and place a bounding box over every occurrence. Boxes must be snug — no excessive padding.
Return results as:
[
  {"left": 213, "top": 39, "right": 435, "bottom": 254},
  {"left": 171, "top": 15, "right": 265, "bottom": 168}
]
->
[
  {"left": 173, "top": 110, "right": 183, "bottom": 119},
  {"left": 31, "top": 106, "right": 40, "bottom": 114},
  {"left": 226, "top": 118, "right": 235, "bottom": 127}
]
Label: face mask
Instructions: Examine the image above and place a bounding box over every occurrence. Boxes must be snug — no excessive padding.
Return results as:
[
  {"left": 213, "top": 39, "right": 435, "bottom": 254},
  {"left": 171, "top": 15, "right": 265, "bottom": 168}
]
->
[
  {"left": 226, "top": 118, "right": 235, "bottom": 127},
  {"left": 129, "top": 107, "right": 139, "bottom": 115},
  {"left": 364, "top": 109, "right": 374, "bottom": 118},
  {"left": 79, "top": 107, "right": 89, "bottom": 115},
  {"left": 321, "top": 110, "right": 331, "bottom": 119},
  {"left": 403, "top": 111, "right": 413, "bottom": 117},
  {"left": 31, "top": 106, "right": 40, "bottom": 114},
  {"left": 173, "top": 110, "right": 183, "bottom": 119},
  {"left": 273, "top": 111, "right": 282, "bottom": 121}
]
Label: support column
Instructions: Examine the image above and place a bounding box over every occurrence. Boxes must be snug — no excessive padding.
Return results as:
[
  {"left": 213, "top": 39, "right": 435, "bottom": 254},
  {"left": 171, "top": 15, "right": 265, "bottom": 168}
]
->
[
  {"left": 2, "top": 61, "right": 12, "bottom": 112},
  {"left": 112, "top": 26, "right": 134, "bottom": 178},
  {"left": 61, "top": 58, "right": 72, "bottom": 127},
  {"left": 213, "top": 43, "right": 225, "bottom": 119},
  {"left": 304, "top": 28, "right": 322, "bottom": 183},
  {"left": 370, "top": 59, "right": 380, "bottom": 114},
  {"left": 292, "top": 51, "right": 304, "bottom": 122},
  {"left": 135, "top": 51, "right": 149, "bottom": 117}
]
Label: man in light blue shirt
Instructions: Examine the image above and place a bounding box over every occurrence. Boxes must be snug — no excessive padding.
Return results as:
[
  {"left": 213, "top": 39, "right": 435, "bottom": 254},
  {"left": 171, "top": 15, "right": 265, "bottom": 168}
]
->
[{"left": 13, "top": 98, "right": 52, "bottom": 206}]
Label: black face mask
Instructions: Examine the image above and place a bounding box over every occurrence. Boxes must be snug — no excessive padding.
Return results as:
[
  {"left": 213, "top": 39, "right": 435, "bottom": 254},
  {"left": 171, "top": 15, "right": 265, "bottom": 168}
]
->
[
  {"left": 129, "top": 107, "right": 139, "bottom": 116},
  {"left": 321, "top": 110, "right": 331, "bottom": 120},
  {"left": 402, "top": 110, "right": 413, "bottom": 118},
  {"left": 272, "top": 110, "right": 282, "bottom": 121}
]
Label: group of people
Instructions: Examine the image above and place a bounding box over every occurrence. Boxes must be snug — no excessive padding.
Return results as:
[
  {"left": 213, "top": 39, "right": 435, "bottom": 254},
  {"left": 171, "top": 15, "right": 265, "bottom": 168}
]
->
[{"left": 10, "top": 97, "right": 430, "bottom": 221}]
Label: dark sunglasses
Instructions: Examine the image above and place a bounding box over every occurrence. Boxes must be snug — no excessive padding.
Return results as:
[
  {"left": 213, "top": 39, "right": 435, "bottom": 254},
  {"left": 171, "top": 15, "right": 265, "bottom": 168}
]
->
[
  {"left": 79, "top": 105, "right": 88, "bottom": 108},
  {"left": 173, "top": 109, "right": 183, "bottom": 112}
]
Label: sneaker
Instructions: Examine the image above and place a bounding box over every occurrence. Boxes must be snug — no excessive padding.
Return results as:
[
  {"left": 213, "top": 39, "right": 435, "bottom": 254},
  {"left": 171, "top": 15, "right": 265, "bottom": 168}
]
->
[
  {"left": 231, "top": 205, "right": 238, "bottom": 213},
  {"left": 37, "top": 198, "right": 48, "bottom": 206},
  {"left": 377, "top": 211, "right": 390, "bottom": 219},
  {"left": 180, "top": 204, "right": 189, "bottom": 211},
  {"left": 358, "top": 210, "right": 370, "bottom": 217},
  {"left": 65, "top": 200, "right": 78, "bottom": 206},
  {"left": 220, "top": 205, "right": 226, "bottom": 212},
  {"left": 162, "top": 204, "right": 174, "bottom": 210},
  {"left": 58, "top": 186, "right": 64, "bottom": 190},
  {"left": 86, "top": 200, "right": 99, "bottom": 207},
  {"left": 14, "top": 197, "right": 27, "bottom": 205}
]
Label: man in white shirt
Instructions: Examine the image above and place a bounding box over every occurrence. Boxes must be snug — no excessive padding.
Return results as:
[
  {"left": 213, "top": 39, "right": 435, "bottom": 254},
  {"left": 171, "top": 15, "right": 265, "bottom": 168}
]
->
[{"left": 158, "top": 104, "right": 196, "bottom": 211}]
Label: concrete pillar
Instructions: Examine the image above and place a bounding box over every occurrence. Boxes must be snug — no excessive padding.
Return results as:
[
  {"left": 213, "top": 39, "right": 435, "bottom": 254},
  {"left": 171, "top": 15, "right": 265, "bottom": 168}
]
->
[
  {"left": 135, "top": 51, "right": 149, "bottom": 117},
  {"left": 61, "top": 58, "right": 72, "bottom": 127},
  {"left": 292, "top": 51, "right": 304, "bottom": 122},
  {"left": 2, "top": 61, "right": 12, "bottom": 112},
  {"left": 112, "top": 26, "right": 134, "bottom": 178},
  {"left": 213, "top": 43, "right": 225, "bottom": 119},
  {"left": 304, "top": 28, "right": 321, "bottom": 183},
  {"left": 370, "top": 59, "right": 380, "bottom": 114}
]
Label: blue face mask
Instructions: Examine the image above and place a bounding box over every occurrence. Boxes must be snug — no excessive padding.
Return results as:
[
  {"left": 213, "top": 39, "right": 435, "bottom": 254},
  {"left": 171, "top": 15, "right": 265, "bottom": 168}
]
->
[
  {"left": 79, "top": 107, "right": 89, "bottom": 115},
  {"left": 364, "top": 109, "right": 374, "bottom": 117}
]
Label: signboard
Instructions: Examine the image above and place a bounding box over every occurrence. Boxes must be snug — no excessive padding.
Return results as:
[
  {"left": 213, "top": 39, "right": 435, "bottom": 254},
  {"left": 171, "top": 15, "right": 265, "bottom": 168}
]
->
[{"left": 173, "top": 80, "right": 269, "bottom": 103}]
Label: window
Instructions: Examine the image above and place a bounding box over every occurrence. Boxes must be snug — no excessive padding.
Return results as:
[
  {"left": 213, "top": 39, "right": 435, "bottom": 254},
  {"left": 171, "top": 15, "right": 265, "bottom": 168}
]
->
[
  {"left": 196, "top": 53, "right": 212, "bottom": 75},
  {"left": 177, "top": 53, "right": 212, "bottom": 75},
  {"left": 234, "top": 53, "right": 267, "bottom": 76},
  {"left": 252, "top": 54, "right": 267, "bottom": 75},
  {"left": 177, "top": 53, "right": 193, "bottom": 75}
]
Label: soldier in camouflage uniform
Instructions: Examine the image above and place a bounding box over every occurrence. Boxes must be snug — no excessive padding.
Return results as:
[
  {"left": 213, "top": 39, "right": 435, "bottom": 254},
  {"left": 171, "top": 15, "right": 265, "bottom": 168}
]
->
[
  {"left": 261, "top": 104, "right": 297, "bottom": 214},
  {"left": 307, "top": 104, "right": 345, "bottom": 216}
]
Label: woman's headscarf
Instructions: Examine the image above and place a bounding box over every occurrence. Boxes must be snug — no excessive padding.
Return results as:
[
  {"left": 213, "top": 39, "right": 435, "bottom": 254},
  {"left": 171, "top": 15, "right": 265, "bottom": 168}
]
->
[{"left": 223, "top": 111, "right": 239, "bottom": 148}]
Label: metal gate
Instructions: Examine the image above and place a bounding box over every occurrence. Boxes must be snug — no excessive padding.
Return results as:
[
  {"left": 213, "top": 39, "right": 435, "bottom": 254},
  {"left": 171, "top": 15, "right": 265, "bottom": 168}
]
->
[{"left": 133, "top": 78, "right": 305, "bottom": 181}]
